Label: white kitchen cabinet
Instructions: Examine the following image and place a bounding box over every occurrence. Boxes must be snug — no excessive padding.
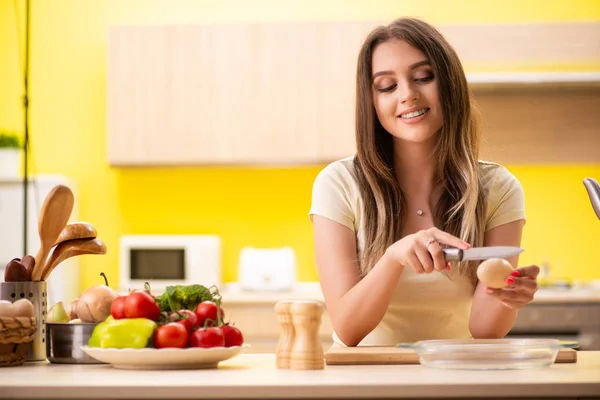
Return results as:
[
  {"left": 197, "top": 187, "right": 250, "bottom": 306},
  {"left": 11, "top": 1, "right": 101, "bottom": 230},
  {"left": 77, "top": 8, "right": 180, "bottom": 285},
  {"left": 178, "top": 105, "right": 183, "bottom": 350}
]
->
[{"left": 0, "top": 175, "right": 80, "bottom": 307}]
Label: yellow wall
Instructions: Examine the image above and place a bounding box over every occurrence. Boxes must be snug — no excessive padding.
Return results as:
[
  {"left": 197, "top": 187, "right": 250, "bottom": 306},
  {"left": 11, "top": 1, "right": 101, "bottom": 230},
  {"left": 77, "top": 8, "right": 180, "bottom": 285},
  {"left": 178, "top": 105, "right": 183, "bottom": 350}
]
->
[{"left": 1, "top": 0, "right": 600, "bottom": 292}]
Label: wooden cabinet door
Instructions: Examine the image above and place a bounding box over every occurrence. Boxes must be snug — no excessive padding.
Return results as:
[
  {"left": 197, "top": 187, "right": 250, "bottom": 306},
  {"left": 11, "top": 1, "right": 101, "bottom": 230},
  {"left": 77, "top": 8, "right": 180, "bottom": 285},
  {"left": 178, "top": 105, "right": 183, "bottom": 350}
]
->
[
  {"left": 107, "top": 22, "right": 379, "bottom": 166},
  {"left": 108, "top": 21, "right": 600, "bottom": 166}
]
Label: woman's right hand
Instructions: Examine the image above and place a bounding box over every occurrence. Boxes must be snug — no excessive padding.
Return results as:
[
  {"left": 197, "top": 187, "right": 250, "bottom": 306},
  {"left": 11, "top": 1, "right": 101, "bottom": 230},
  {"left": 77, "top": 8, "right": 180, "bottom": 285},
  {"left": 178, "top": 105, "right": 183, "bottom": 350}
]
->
[{"left": 384, "top": 227, "right": 471, "bottom": 274}]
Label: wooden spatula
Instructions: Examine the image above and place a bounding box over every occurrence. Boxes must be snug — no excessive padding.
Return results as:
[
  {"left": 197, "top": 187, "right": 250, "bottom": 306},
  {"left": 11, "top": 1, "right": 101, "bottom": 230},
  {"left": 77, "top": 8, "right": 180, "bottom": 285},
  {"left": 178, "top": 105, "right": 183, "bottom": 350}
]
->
[
  {"left": 41, "top": 238, "right": 107, "bottom": 281},
  {"left": 31, "top": 185, "right": 75, "bottom": 281},
  {"left": 54, "top": 222, "right": 97, "bottom": 246}
]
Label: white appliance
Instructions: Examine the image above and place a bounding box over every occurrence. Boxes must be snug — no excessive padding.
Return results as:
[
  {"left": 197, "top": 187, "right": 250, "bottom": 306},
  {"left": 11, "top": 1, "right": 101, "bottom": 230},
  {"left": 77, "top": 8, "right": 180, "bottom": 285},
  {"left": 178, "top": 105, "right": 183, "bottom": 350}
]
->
[
  {"left": 0, "top": 175, "right": 80, "bottom": 307},
  {"left": 238, "top": 246, "right": 296, "bottom": 291},
  {"left": 119, "top": 234, "right": 221, "bottom": 294}
]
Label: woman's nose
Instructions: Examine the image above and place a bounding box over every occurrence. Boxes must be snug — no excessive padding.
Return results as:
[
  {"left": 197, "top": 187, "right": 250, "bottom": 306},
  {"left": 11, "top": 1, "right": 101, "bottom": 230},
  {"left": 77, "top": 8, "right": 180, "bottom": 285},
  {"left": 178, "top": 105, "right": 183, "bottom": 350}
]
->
[{"left": 398, "top": 81, "right": 419, "bottom": 103}]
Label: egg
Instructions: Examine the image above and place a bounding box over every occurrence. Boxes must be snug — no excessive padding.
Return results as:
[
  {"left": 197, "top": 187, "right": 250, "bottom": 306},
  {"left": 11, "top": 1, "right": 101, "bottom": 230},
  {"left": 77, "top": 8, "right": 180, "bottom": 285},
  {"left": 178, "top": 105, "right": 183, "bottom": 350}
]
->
[
  {"left": 477, "top": 258, "right": 514, "bottom": 288},
  {"left": 0, "top": 300, "right": 16, "bottom": 317},
  {"left": 13, "top": 299, "right": 34, "bottom": 317}
]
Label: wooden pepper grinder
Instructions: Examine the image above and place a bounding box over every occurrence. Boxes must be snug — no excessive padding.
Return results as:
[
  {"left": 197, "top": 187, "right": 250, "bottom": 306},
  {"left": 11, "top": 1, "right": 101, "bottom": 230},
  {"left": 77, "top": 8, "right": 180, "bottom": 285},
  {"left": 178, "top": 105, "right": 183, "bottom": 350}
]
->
[
  {"left": 289, "top": 300, "right": 325, "bottom": 370},
  {"left": 275, "top": 300, "right": 295, "bottom": 369}
]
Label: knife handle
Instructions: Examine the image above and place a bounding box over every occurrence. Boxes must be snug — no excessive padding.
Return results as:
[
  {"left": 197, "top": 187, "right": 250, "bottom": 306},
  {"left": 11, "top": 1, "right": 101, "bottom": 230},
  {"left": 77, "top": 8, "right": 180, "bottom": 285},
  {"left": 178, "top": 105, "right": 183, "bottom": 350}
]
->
[{"left": 443, "top": 248, "right": 462, "bottom": 261}]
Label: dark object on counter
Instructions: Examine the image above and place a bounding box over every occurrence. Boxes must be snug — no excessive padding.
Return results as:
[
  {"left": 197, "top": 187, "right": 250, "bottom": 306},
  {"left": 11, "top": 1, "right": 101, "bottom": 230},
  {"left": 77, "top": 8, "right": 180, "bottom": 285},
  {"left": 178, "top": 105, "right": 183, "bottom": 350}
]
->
[
  {"left": 584, "top": 178, "right": 600, "bottom": 220},
  {"left": 46, "top": 322, "right": 105, "bottom": 364}
]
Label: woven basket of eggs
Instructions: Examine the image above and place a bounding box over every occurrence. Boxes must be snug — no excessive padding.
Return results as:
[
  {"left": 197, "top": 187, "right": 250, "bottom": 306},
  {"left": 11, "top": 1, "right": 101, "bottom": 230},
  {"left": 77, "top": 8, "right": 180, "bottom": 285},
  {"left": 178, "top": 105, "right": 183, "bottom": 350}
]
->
[{"left": 0, "top": 299, "right": 36, "bottom": 367}]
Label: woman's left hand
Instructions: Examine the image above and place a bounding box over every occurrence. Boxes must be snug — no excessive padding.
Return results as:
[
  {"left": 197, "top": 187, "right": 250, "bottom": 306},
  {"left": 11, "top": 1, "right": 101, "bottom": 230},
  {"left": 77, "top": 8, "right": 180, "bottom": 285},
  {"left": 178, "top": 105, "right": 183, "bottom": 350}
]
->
[{"left": 485, "top": 265, "right": 540, "bottom": 309}]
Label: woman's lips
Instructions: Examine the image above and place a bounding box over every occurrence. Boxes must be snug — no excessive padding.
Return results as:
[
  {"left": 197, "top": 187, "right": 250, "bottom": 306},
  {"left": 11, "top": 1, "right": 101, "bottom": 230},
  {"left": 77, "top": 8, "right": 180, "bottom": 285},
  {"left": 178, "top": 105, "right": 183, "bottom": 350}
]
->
[{"left": 398, "top": 108, "right": 430, "bottom": 124}]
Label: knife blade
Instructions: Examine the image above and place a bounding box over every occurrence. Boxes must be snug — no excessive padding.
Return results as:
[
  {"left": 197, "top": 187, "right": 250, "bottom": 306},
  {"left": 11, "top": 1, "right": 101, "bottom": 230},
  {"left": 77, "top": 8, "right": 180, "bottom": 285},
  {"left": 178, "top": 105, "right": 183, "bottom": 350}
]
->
[{"left": 443, "top": 246, "right": 524, "bottom": 262}]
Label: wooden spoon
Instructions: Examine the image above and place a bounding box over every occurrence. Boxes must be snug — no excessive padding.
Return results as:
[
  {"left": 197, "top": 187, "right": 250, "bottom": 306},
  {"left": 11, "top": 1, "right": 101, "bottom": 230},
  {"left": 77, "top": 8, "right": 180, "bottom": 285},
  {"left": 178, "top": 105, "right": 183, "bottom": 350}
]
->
[
  {"left": 41, "top": 238, "right": 107, "bottom": 281},
  {"left": 31, "top": 185, "right": 75, "bottom": 281},
  {"left": 54, "top": 222, "right": 97, "bottom": 246},
  {"left": 4, "top": 258, "right": 30, "bottom": 282},
  {"left": 20, "top": 255, "right": 35, "bottom": 279}
]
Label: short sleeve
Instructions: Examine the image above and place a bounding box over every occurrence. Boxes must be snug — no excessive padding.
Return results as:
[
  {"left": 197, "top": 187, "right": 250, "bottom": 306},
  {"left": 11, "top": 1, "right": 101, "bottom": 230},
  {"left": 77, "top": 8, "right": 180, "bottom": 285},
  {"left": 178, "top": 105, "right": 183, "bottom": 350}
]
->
[
  {"left": 486, "top": 166, "right": 526, "bottom": 231},
  {"left": 309, "top": 162, "right": 356, "bottom": 232}
]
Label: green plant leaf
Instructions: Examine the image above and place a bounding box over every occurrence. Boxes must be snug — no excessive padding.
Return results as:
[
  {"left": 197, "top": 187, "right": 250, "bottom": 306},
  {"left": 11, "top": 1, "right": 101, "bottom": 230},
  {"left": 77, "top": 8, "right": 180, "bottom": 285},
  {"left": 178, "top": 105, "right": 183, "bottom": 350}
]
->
[{"left": 0, "top": 133, "right": 21, "bottom": 149}]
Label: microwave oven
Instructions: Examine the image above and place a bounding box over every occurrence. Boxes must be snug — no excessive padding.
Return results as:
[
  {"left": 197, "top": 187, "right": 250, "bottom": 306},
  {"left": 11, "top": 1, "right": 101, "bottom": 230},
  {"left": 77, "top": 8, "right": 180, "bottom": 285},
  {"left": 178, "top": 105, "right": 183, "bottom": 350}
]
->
[{"left": 119, "top": 235, "right": 221, "bottom": 294}]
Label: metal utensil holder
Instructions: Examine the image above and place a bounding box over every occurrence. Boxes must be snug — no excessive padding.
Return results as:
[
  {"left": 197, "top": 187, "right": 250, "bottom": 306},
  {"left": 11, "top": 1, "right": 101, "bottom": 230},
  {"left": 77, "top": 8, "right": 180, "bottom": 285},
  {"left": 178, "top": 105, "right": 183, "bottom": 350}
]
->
[{"left": 0, "top": 281, "right": 48, "bottom": 361}]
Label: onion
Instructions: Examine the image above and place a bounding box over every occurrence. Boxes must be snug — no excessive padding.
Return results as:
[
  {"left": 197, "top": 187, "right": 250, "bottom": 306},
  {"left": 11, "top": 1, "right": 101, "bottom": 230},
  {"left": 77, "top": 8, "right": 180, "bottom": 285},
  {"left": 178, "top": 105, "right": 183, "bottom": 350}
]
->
[
  {"left": 75, "top": 272, "right": 119, "bottom": 323},
  {"left": 70, "top": 298, "right": 79, "bottom": 320}
]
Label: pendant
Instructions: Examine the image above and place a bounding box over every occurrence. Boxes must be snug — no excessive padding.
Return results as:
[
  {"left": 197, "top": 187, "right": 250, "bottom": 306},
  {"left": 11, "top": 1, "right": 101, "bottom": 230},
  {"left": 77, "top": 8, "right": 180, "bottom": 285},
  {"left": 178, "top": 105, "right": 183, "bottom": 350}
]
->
[{"left": 417, "top": 209, "right": 424, "bottom": 216}]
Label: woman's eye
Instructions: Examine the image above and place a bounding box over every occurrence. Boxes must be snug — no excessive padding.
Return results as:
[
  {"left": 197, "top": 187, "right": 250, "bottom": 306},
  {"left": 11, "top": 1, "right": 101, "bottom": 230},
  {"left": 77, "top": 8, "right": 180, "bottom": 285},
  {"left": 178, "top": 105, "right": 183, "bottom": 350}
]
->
[
  {"left": 415, "top": 75, "right": 434, "bottom": 83},
  {"left": 376, "top": 84, "right": 397, "bottom": 93}
]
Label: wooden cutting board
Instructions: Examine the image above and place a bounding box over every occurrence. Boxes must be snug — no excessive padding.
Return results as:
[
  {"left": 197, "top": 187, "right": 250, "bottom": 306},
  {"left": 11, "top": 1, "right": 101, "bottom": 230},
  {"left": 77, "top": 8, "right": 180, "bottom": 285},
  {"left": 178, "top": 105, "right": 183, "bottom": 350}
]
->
[{"left": 325, "top": 346, "right": 577, "bottom": 365}]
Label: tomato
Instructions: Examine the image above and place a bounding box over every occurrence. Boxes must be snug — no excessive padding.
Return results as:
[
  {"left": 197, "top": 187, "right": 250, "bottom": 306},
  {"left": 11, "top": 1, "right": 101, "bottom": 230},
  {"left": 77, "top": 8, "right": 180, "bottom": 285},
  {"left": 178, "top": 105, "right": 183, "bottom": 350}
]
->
[
  {"left": 129, "top": 288, "right": 149, "bottom": 295},
  {"left": 110, "top": 296, "right": 127, "bottom": 319},
  {"left": 189, "top": 327, "right": 225, "bottom": 348},
  {"left": 221, "top": 324, "right": 244, "bottom": 347},
  {"left": 124, "top": 291, "right": 161, "bottom": 321},
  {"left": 169, "top": 309, "right": 198, "bottom": 333},
  {"left": 194, "top": 301, "right": 224, "bottom": 328},
  {"left": 153, "top": 322, "right": 188, "bottom": 349}
]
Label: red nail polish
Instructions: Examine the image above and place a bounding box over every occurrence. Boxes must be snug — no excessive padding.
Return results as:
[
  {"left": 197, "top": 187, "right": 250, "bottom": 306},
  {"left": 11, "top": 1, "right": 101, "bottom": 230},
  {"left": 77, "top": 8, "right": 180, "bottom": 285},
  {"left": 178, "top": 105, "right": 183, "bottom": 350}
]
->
[
  {"left": 511, "top": 271, "right": 520, "bottom": 277},
  {"left": 446, "top": 262, "right": 451, "bottom": 270},
  {"left": 506, "top": 277, "right": 515, "bottom": 285}
]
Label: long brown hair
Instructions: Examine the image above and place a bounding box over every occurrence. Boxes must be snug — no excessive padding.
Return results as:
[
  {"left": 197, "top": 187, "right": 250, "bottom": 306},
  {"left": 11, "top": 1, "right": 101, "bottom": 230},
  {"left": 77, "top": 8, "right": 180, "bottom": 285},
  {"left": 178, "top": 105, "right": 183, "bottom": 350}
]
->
[{"left": 353, "top": 17, "right": 486, "bottom": 286}]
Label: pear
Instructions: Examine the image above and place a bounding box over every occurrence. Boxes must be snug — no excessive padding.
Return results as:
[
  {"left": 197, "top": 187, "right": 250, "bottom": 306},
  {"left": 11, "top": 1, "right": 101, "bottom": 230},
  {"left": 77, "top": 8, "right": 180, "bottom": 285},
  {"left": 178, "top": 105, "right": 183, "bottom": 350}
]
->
[{"left": 47, "top": 301, "right": 70, "bottom": 323}]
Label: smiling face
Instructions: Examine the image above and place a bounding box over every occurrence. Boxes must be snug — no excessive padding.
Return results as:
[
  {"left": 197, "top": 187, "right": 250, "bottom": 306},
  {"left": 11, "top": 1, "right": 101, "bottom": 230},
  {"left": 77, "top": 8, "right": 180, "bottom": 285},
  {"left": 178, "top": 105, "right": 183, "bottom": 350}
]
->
[{"left": 371, "top": 39, "right": 443, "bottom": 144}]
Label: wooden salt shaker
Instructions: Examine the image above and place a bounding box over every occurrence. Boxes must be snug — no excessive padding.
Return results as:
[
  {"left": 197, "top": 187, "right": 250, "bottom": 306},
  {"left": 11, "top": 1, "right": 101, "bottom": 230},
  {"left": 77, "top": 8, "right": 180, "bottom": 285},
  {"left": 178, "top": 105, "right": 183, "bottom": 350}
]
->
[
  {"left": 289, "top": 300, "right": 325, "bottom": 370},
  {"left": 274, "top": 300, "right": 295, "bottom": 369}
]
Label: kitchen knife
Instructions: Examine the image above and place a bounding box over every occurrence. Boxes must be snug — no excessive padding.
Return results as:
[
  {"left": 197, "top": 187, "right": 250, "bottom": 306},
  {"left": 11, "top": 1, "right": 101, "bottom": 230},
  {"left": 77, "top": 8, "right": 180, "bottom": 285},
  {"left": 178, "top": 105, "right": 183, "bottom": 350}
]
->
[{"left": 443, "top": 246, "right": 523, "bottom": 262}]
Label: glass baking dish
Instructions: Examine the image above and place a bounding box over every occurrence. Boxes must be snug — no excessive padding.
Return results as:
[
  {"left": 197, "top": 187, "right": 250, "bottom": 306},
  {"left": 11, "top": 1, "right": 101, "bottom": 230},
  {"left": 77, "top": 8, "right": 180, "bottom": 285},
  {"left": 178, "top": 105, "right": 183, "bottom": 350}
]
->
[{"left": 398, "top": 338, "right": 576, "bottom": 370}]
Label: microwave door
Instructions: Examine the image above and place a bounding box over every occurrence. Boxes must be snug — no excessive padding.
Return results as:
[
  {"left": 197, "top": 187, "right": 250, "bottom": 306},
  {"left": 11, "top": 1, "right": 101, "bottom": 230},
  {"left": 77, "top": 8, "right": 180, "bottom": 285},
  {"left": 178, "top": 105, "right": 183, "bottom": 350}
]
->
[{"left": 130, "top": 249, "right": 186, "bottom": 280}]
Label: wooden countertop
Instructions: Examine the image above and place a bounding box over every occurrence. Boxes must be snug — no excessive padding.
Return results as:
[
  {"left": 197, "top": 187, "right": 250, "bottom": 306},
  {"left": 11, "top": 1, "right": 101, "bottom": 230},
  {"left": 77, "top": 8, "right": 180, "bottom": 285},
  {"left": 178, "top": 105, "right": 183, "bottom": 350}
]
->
[{"left": 1, "top": 352, "right": 599, "bottom": 399}]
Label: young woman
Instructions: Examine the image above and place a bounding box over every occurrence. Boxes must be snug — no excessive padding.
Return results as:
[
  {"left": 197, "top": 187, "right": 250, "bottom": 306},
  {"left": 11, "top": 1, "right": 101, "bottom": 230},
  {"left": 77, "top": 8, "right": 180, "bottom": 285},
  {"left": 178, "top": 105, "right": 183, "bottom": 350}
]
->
[{"left": 309, "top": 17, "right": 539, "bottom": 347}]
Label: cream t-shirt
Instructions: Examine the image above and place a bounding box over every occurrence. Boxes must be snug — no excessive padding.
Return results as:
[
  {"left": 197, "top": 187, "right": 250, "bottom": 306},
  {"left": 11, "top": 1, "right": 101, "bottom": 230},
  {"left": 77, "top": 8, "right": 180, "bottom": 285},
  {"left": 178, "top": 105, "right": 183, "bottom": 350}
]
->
[{"left": 309, "top": 156, "right": 526, "bottom": 347}]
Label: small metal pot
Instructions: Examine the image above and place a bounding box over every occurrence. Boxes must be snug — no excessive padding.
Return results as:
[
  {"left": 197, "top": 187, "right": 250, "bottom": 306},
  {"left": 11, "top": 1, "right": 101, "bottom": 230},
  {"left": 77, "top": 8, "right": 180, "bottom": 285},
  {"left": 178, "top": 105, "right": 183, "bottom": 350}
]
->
[{"left": 46, "top": 322, "right": 105, "bottom": 364}]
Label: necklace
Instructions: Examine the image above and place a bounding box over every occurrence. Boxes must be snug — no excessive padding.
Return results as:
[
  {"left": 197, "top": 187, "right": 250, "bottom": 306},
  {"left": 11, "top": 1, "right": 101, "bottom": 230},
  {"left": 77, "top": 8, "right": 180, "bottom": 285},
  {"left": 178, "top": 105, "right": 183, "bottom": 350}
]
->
[{"left": 417, "top": 209, "right": 424, "bottom": 216}]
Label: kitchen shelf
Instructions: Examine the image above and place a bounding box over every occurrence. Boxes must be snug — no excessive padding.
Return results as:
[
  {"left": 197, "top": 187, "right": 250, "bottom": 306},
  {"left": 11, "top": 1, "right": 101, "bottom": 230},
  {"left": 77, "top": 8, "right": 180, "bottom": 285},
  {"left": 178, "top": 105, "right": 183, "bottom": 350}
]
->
[{"left": 467, "top": 72, "right": 600, "bottom": 90}]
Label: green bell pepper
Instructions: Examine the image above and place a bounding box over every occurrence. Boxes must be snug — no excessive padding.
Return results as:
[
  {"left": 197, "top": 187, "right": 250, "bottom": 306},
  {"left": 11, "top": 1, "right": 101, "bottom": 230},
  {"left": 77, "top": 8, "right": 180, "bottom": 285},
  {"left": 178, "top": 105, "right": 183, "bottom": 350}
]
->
[{"left": 88, "top": 316, "right": 157, "bottom": 349}]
